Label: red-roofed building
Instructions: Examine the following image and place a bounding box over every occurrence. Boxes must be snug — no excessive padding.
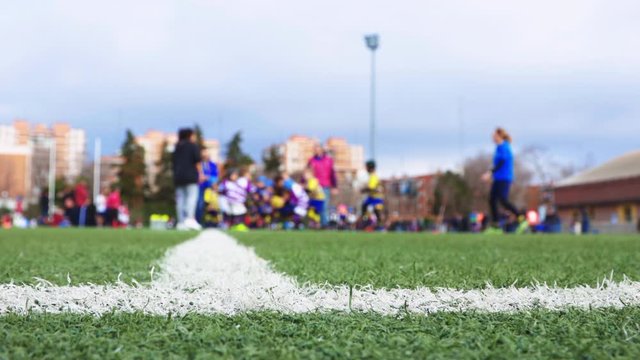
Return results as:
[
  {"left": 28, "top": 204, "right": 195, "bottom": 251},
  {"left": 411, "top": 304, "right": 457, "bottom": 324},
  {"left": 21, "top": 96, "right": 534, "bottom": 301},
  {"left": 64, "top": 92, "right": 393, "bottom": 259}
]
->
[{"left": 554, "top": 151, "right": 640, "bottom": 232}]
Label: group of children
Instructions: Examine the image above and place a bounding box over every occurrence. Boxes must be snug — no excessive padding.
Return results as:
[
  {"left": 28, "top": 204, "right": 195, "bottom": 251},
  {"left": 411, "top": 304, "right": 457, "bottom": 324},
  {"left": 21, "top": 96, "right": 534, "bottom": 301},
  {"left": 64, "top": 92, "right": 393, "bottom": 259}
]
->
[{"left": 199, "top": 160, "right": 385, "bottom": 231}]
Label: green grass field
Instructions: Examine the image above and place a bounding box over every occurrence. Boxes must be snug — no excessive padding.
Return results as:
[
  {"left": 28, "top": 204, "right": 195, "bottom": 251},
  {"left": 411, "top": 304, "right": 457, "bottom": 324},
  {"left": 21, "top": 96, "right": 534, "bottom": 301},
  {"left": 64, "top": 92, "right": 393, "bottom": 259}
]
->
[
  {"left": 0, "top": 229, "right": 194, "bottom": 285},
  {"left": 1, "top": 229, "right": 640, "bottom": 359},
  {"left": 235, "top": 231, "right": 640, "bottom": 289},
  {"left": 2, "top": 309, "right": 640, "bottom": 359}
]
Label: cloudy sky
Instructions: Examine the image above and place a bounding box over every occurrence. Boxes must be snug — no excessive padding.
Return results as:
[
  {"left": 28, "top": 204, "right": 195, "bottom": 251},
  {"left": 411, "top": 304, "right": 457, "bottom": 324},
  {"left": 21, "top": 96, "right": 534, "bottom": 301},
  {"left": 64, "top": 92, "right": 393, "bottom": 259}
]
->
[{"left": 1, "top": 0, "right": 639, "bottom": 176}]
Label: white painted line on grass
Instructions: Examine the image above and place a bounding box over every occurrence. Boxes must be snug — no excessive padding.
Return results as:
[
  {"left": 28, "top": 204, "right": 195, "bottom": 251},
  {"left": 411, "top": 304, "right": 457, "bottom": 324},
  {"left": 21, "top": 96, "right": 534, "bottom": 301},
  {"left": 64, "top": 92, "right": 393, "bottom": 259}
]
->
[{"left": 1, "top": 229, "right": 639, "bottom": 316}]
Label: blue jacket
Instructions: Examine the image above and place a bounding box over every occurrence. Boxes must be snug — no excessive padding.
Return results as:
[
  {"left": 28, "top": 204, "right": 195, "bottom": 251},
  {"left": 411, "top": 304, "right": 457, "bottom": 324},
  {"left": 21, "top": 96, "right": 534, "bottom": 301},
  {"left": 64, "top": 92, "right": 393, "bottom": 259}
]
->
[
  {"left": 493, "top": 142, "right": 514, "bottom": 182},
  {"left": 200, "top": 160, "right": 219, "bottom": 190}
]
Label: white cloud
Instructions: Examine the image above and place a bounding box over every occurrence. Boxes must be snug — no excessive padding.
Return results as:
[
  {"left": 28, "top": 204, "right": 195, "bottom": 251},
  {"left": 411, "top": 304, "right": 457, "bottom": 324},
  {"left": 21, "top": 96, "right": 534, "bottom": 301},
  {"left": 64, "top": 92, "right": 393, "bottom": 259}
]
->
[{"left": 0, "top": 0, "right": 639, "bottom": 170}]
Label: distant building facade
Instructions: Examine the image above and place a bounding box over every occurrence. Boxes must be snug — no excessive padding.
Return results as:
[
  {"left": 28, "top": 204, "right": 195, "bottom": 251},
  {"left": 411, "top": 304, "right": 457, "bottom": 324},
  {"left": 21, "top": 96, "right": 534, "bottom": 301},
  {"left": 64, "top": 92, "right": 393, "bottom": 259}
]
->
[
  {"left": 135, "top": 130, "right": 220, "bottom": 190},
  {"left": 382, "top": 174, "right": 438, "bottom": 221},
  {"left": 554, "top": 151, "right": 640, "bottom": 233},
  {"left": 0, "top": 120, "right": 86, "bottom": 199},
  {"left": 0, "top": 144, "right": 32, "bottom": 198}
]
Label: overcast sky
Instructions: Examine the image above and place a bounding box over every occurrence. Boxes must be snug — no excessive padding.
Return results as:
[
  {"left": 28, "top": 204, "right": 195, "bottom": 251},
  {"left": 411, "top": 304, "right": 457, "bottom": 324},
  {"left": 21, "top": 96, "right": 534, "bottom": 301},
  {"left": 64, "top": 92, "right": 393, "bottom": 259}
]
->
[{"left": 1, "top": 0, "right": 639, "bottom": 176}]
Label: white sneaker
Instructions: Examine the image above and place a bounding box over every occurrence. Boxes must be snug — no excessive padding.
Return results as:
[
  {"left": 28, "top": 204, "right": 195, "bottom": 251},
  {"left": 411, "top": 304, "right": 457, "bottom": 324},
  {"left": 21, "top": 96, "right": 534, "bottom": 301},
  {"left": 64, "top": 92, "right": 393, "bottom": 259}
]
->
[
  {"left": 184, "top": 218, "right": 202, "bottom": 231},
  {"left": 176, "top": 222, "right": 188, "bottom": 231}
]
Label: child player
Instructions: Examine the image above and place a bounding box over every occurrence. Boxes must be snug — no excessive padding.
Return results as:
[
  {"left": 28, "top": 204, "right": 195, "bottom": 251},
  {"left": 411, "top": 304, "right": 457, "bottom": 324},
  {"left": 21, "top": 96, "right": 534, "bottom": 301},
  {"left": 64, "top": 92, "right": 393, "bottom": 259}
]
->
[
  {"left": 202, "top": 183, "right": 221, "bottom": 228},
  {"left": 303, "top": 168, "right": 325, "bottom": 228},
  {"left": 274, "top": 172, "right": 309, "bottom": 229},
  {"left": 361, "top": 160, "right": 384, "bottom": 228},
  {"left": 218, "top": 169, "right": 250, "bottom": 231}
]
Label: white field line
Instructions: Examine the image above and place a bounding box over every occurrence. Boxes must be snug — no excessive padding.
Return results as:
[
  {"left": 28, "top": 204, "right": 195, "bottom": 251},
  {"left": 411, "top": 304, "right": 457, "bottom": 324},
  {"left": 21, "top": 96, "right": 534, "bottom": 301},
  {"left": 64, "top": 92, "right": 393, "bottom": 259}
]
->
[{"left": 1, "top": 229, "right": 640, "bottom": 316}]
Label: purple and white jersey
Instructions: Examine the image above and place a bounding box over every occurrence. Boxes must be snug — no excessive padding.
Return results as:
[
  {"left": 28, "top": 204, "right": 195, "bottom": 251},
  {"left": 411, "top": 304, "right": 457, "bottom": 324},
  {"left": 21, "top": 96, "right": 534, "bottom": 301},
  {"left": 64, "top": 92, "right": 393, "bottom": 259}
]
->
[
  {"left": 289, "top": 182, "right": 309, "bottom": 209},
  {"left": 220, "top": 179, "right": 250, "bottom": 204}
]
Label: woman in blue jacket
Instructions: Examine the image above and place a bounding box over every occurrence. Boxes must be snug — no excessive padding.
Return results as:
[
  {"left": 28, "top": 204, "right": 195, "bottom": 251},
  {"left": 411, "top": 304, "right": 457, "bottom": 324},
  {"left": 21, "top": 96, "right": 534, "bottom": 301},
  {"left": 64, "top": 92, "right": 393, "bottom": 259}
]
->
[{"left": 482, "top": 128, "right": 528, "bottom": 233}]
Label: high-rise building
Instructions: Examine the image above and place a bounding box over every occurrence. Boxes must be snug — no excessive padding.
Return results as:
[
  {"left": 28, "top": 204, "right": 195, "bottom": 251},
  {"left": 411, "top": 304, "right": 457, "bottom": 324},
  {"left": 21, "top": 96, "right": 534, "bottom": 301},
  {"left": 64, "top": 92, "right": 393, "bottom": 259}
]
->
[
  {"left": 135, "top": 130, "right": 220, "bottom": 190},
  {"left": 0, "top": 144, "right": 32, "bottom": 198},
  {"left": 264, "top": 135, "right": 319, "bottom": 175},
  {"left": 0, "top": 120, "right": 86, "bottom": 199},
  {"left": 325, "top": 137, "right": 365, "bottom": 182}
]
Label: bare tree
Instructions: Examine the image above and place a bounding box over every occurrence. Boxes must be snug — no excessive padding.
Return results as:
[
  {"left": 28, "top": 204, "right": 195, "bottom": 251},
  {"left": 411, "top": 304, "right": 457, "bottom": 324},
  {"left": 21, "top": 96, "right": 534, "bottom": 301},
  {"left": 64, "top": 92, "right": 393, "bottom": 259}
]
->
[{"left": 462, "top": 149, "right": 534, "bottom": 212}]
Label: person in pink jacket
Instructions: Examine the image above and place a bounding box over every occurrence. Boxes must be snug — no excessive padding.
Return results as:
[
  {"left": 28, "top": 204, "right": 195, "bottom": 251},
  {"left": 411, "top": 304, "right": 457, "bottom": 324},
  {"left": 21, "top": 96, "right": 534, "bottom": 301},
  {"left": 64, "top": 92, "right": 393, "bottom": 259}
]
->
[{"left": 308, "top": 145, "right": 337, "bottom": 227}]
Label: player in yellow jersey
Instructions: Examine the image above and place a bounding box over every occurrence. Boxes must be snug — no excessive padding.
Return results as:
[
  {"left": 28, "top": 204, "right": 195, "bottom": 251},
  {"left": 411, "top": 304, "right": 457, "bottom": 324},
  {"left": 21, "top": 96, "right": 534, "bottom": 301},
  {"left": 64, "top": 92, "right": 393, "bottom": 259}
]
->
[
  {"left": 202, "top": 183, "right": 221, "bottom": 227},
  {"left": 361, "top": 160, "right": 384, "bottom": 226},
  {"left": 303, "top": 168, "right": 326, "bottom": 227}
]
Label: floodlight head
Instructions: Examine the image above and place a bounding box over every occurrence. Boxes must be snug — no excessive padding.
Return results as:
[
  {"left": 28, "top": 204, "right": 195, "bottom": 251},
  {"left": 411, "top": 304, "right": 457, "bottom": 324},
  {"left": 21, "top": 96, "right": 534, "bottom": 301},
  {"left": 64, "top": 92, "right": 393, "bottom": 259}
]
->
[{"left": 364, "top": 34, "right": 379, "bottom": 51}]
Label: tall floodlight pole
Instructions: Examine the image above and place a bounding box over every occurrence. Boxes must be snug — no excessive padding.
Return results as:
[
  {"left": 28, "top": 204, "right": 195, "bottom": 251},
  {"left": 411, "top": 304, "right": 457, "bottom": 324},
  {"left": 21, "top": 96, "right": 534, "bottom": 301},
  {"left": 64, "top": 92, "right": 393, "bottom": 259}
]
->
[
  {"left": 364, "top": 34, "right": 379, "bottom": 161},
  {"left": 47, "top": 138, "right": 56, "bottom": 217},
  {"left": 93, "top": 138, "right": 101, "bottom": 202}
]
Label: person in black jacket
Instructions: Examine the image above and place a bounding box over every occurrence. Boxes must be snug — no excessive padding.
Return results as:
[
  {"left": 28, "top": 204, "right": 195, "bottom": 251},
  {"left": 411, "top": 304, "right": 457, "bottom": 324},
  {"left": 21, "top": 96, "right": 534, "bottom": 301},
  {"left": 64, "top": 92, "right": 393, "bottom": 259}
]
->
[{"left": 173, "top": 128, "right": 204, "bottom": 230}]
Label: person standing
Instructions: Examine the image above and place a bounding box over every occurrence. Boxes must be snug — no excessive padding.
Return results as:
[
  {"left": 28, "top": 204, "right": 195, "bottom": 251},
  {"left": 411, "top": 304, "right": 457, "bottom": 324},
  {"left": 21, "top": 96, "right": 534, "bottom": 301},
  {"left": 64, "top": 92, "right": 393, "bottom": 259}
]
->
[
  {"left": 95, "top": 188, "right": 108, "bottom": 227},
  {"left": 482, "top": 128, "right": 528, "bottom": 234},
  {"left": 308, "top": 145, "right": 337, "bottom": 227},
  {"left": 106, "top": 187, "right": 121, "bottom": 227},
  {"left": 196, "top": 147, "right": 219, "bottom": 224},
  {"left": 173, "top": 128, "right": 203, "bottom": 231},
  {"left": 39, "top": 187, "right": 49, "bottom": 223},
  {"left": 74, "top": 180, "right": 90, "bottom": 227}
]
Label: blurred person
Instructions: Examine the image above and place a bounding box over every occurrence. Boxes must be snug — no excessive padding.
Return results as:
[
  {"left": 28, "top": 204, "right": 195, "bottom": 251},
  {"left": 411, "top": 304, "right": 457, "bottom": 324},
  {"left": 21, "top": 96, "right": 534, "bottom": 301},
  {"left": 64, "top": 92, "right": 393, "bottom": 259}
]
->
[
  {"left": 252, "top": 176, "right": 274, "bottom": 228},
  {"left": 308, "top": 145, "right": 337, "bottom": 227},
  {"left": 273, "top": 173, "right": 309, "bottom": 228},
  {"left": 60, "top": 185, "right": 76, "bottom": 223},
  {"left": 202, "top": 183, "right": 221, "bottom": 228},
  {"left": 196, "top": 147, "right": 219, "bottom": 224},
  {"left": 118, "top": 204, "right": 130, "bottom": 227},
  {"left": 106, "top": 186, "right": 121, "bottom": 227},
  {"left": 95, "top": 188, "right": 108, "bottom": 227},
  {"left": 74, "top": 180, "right": 89, "bottom": 210},
  {"left": 481, "top": 128, "right": 528, "bottom": 234},
  {"left": 219, "top": 169, "right": 250, "bottom": 231},
  {"left": 173, "top": 128, "right": 203, "bottom": 231},
  {"left": 361, "top": 160, "right": 385, "bottom": 228},
  {"left": 74, "top": 180, "right": 93, "bottom": 227},
  {"left": 303, "top": 168, "right": 325, "bottom": 227},
  {"left": 39, "top": 187, "right": 49, "bottom": 224}
]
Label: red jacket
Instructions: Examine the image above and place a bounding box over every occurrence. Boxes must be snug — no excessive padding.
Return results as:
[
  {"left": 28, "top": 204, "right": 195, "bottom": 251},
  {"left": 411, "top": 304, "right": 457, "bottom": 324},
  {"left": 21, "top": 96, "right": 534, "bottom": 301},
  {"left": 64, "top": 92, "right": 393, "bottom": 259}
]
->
[
  {"left": 106, "top": 191, "right": 121, "bottom": 209},
  {"left": 308, "top": 155, "right": 337, "bottom": 188},
  {"left": 74, "top": 184, "right": 89, "bottom": 207}
]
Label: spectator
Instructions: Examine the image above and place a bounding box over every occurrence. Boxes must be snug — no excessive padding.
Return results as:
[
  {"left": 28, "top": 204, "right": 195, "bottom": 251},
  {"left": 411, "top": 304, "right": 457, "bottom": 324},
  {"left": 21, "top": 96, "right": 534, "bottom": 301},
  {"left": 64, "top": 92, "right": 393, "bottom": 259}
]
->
[
  {"left": 308, "top": 145, "right": 337, "bottom": 227},
  {"left": 74, "top": 180, "right": 92, "bottom": 227},
  {"left": 172, "top": 128, "right": 203, "bottom": 231},
  {"left": 61, "top": 185, "right": 76, "bottom": 222},
  {"left": 106, "top": 187, "right": 121, "bottom": 227},
  {"left": 39, "top": 188, "right": 49, "bottom": 219},
  {"left": 196, "top": 147, "right": 219, "bottom": 224},
  {"left": 95, "top": 188, "right": 108, "bottom": 227}
]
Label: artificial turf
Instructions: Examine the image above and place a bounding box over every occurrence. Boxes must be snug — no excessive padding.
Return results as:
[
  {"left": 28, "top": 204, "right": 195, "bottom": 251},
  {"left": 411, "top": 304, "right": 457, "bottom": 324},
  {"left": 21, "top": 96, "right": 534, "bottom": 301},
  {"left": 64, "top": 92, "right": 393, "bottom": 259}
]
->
[
  {"left": 234, "top": 231, "right": 640, "bottom": 289},
  {"left": 1, "top": 308, "right": 639, "bottom": 359},
  {"left": 0, "top": 229, "right": 194, "bottom": 285}
]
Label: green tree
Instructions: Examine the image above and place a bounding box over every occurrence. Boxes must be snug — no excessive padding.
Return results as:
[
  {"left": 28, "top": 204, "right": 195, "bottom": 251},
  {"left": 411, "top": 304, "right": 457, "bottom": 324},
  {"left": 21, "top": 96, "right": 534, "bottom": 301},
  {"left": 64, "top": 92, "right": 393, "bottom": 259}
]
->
[
  {"left": 262, "top": 146, "right": 282, "bottom": 176},
  {"left": 117, "top": 130, "right": 146, "bottom": 212},
  {"left": 432, "top": 171, "right": 472, "bottom": 218},
  {"left": 152, "top": 140, "right": 174, "bottom": 204},
  {"left": 224, "top": 131, "right": 254, "bottom": 170}
]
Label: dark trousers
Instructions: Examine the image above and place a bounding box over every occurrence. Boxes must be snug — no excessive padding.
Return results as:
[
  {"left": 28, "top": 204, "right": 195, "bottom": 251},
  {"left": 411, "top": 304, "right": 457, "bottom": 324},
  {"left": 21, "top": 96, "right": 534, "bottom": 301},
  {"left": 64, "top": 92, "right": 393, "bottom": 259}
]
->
[{"left": 490, "top": 180, "right": 520, "bottom": 223}]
